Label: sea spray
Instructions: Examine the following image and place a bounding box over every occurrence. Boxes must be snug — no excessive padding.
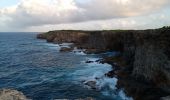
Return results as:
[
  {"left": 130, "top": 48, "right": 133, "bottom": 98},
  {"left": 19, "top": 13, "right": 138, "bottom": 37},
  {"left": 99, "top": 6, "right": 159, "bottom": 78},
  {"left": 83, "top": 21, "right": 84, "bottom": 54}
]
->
[
  {"left": 43, "top": 43, "right": 61, "bottom": 50},
  {"left": 72, "top": 47, "right": 86, "bottom": 55},
  {"left": 59, "top": 43, "right": 73, "bottom": 48},
  {"left": 43, "top": 42, "right": 73, "bottom": 51},
  {"left": 0, "top": 33, "right": 133, "bottom": 100},
  {"left": 70, "top": 57, "right": 132, "bottom": 100},
  {"left": 39, "top": 42, "right": 132, "bottom": 100}
]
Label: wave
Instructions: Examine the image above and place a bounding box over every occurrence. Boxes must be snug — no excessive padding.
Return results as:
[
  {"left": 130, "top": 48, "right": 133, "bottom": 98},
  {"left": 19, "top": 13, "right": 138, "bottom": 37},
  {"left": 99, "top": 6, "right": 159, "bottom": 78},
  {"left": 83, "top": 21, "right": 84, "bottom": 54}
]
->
[
  {"left": 43, "top": 43, "right": 61, "bottom": 50},
  {"left": 72, "top": 48, "right": 86, "bottom": 56},
  {"left": 70, "top": 57, "right": 133, "bottom": 100},
  {"left": 59, "top": 43, "right": 73, "bottom": 48}
]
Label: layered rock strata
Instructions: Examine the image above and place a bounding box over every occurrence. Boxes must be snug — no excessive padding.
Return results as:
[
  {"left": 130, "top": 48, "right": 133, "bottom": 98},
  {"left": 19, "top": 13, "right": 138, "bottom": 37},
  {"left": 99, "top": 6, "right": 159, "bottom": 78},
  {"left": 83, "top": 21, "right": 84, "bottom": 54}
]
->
[{"left": 37, "top": 27, "right": 170, "bottom": 100}]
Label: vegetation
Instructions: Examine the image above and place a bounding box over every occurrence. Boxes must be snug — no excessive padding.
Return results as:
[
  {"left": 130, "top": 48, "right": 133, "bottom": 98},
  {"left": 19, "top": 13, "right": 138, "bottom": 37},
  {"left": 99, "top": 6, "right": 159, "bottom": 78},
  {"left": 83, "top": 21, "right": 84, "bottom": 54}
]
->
[{"left": 160, "top": 26, "right": 170, "bottom": 29}]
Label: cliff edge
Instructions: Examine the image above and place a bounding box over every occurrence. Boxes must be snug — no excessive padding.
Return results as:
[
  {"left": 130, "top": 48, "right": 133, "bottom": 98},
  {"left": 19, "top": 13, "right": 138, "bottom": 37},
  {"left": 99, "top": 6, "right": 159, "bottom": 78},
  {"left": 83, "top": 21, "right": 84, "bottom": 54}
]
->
[{"left": 37, "top": 27, "right": 170, "bottom": 100}]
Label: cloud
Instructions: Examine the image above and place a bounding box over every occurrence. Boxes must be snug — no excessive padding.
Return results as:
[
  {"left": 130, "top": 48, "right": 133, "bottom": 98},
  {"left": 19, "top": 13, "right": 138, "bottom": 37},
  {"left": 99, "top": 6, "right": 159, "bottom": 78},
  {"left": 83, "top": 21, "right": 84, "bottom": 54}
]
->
[
  {"left": 76, "top": 0, "right": 168, "bottom": 19},
  {"left": 0, "top": 0, "right": 170, "bottom": 31},
  {"left": 0, "top": 0, "right": 82, "bottom": 28},
  {"left": 21, "top": 11, "right": 170, "bottom": 32}
]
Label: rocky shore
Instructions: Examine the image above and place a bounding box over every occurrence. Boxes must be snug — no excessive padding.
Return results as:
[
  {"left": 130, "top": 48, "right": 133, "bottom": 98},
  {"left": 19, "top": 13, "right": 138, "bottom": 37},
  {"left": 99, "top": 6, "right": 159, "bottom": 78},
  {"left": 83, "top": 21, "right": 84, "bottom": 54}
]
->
[
  {"left": 0, "top": 89, "right": 29, "bottom": 100},
  {"left": 37, "top": 27, "right": 170, "bottom": 100}
]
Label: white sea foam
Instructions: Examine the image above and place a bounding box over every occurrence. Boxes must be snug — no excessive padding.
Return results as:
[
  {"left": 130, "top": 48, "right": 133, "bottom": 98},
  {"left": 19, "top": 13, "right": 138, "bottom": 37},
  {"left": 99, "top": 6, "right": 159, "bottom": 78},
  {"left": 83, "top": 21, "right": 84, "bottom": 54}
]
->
[
  {"left": 71, "top": 57, "right": 133, "bottom": 100},
  {"left": 43, "top": 43, "right": 61, "bottom": 50},
  {"left": 44, "top": 43, "right": 87, "bottom": 55},
  {"left": 118, "top": 90, "right": 133, "bottom": 100},
  {"left": 39, "top": 42, "right": 132, "bottom": 99},
  {"left": 72, "top": 58, "right": 112, "bottom": 80},
  {"left": 85, "top": 57, "right": 99, "bottom": 62},
  {"left": 72, "top": 47, "right": 86, "bottom": 55},
  {"left": 59, "top": 43, "right": 73, "bottom": 48},
  {"left": 74, "top": 51, "right": 86, "bottom": 55},
  {"left": 43, "top": 42, "right": 74, "bottom": 51}
]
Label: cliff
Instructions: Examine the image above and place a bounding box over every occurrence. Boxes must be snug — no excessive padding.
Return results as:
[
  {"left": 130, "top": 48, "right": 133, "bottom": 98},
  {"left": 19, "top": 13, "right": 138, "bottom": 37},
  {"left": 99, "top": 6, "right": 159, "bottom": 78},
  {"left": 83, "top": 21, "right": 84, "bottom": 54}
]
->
[
  {"left": 37, "top": 30, "right": 125, "bottom": 53},
  {"left": 37, "top": 27, "right": 170, "bottom": 100}
]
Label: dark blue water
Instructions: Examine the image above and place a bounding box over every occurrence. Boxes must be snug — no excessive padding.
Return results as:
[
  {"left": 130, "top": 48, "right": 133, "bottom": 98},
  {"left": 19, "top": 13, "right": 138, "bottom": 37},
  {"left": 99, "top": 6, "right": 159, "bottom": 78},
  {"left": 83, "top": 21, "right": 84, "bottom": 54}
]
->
[{"left": 0, "top": 33, "right": 132, "bottom": 100}]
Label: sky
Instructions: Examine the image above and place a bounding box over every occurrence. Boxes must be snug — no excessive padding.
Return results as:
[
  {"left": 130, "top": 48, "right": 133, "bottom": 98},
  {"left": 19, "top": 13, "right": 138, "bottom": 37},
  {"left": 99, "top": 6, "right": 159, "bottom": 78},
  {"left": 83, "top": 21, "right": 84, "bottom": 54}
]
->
[{"left": 0, "top": 0, "right": 170, "bottom": 32}]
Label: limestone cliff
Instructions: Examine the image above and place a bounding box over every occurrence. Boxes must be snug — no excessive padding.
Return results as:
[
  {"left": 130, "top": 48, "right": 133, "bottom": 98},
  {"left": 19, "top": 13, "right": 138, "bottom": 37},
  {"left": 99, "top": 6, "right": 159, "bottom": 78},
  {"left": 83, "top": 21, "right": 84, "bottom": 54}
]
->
[{"left": 37, "top": 27, "right": 170, "bottom": 100}]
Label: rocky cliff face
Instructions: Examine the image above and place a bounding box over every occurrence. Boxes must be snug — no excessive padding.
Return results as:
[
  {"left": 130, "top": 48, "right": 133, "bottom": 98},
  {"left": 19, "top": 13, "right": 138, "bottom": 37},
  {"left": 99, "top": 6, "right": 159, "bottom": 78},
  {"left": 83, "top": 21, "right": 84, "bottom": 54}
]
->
[
  {"left": 37, "top": 30, "right": 124, "bottom": 53},
  {"left": 116, "top": 29, "right": 170, "bottom": 100},
  {"left": 37, "top": 27, "right": 170, "bottom": 100}
]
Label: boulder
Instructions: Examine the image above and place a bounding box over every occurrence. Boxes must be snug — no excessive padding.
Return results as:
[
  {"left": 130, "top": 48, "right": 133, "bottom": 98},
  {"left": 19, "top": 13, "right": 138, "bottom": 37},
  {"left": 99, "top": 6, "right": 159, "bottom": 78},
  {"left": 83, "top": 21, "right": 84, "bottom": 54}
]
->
[
  {"left": 60, "top": 47, "right": 73, "bottom": 52},
  {"left": 85, "top": 61, "right": 94, "bottom": 63},
  {"left": 0, "top": 89, "right": 28, "bottom": 100},
  {"left": 84, "top": 81, "right": 96, "bottom": 89}
]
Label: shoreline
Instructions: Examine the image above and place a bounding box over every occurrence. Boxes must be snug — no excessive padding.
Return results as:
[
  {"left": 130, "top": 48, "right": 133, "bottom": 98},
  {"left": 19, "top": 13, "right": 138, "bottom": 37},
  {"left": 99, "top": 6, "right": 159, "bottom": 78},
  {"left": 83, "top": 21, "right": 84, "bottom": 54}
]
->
[
  {"left": 47, "top": 42, "right": 133, "bottom": 100},
  {"left": 0, "top": 42, "right": 132, "bottom": 100},
  {"left": 37, "top": 27, "right": 170, "bottom": 100}
]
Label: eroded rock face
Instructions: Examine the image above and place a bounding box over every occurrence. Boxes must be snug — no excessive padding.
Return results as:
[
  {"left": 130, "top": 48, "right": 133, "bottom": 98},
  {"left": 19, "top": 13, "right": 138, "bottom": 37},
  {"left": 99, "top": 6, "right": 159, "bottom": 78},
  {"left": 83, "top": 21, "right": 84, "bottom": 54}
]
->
[
  {"left": 37, "top": 29, "right": 170, "bottom": 84},
  {"left": 37, "top": 27, "right": 170, "bottom": 100},
  {"left": 37, "top": 29, "right": 170, "bottom": 85},
  {"left": 37, "top": 30, "right": 124, "bottom": 54},
  {"left": 0, "top": 89, "right": 28, "bottom": 100}
]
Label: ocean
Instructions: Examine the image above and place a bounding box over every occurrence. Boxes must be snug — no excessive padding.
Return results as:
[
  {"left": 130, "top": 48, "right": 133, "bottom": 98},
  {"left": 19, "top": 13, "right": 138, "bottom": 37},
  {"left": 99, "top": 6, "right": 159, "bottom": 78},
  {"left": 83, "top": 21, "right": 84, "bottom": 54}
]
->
[{"left": 0, "top": 32, "right": 132, "bottom": 100}]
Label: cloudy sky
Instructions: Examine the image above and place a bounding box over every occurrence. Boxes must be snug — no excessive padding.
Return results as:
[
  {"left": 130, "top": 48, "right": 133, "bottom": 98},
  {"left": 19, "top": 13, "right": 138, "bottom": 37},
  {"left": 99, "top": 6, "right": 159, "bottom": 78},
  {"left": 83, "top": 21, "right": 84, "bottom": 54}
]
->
[{"left": 0, "top": 0, "right": 170, "bottom": 32}]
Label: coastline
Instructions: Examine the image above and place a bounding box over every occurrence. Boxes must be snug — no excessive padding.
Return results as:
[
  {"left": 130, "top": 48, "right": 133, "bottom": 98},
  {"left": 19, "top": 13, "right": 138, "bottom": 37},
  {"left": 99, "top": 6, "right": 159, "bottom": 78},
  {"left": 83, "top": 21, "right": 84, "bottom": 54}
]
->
[
  {"left": 40, "top": 42, "right": 133, "bottom": 100},
  {"left": 0, "top": 34, "right": 131, "bottom": 100},
  {"left": 37, "top": 27, "right": 170, "bottom": 100}
]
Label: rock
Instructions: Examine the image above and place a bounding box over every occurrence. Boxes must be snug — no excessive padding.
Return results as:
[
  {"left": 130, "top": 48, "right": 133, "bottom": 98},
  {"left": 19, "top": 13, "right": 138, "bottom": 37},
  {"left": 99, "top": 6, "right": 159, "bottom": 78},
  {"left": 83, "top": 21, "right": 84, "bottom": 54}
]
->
[
  {"left": 37, "top": 27, "right": 170, "bottom": 99},
  {"left": 60, "top": 47, "right": 73, "bottom": 52},
  {"left": 160, "top": 96, "right": 170, "bottom": 100},
  {"left": 0, "top": 89, "right": 28, "bottom": 100},
  {"left": 103, "top": 56, "right": 126, "bottom": 67},
  {"left": 36, "top": 33, "right": 47, "bottom": 39},
  {"left": 95, "top": 59, "right": 104, "bottom": 64},
  {"left": 105, "top": 70, "right": 115, "bottom": 78},
  {"left": 84, "top": 81, "right": 97, "bottom": 89},
  {"left": 85, "top": 61, "right": 94, "bottom": 63}
]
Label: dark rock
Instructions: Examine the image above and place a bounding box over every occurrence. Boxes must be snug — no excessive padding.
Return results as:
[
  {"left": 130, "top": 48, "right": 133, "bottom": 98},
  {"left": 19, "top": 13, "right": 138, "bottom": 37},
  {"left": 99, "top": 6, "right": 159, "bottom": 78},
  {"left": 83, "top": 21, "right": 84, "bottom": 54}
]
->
[
  {"left": 84, "top": 81, "right": 97, "bottom": 89},
  {"left": 105, "top": 70, "right": 115, "bottom": 78},
  {"left": 95, "top": 59, "right": 104, "bottom": 64},
  {"left": 60, "top": 47, "right": 73, "bottom": 52},
  {"left": 37, "top": 27, "right": 170, "bottom": 100},
  {"left": 85, "top": 61, "right": 94, "bottom": 63},
  {"left": 36, "top": 33, "right": 46, "bottom": 39},
  {"left": 117, "top": 76, "right": 170, "bottom": 100}
]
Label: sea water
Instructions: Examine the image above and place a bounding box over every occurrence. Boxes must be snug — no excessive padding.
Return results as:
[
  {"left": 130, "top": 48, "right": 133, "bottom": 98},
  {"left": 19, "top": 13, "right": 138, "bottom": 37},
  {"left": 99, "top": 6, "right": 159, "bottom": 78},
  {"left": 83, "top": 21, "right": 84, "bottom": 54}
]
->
[{"left": 0, "top": 32, "right": 132, "bottom": 100}]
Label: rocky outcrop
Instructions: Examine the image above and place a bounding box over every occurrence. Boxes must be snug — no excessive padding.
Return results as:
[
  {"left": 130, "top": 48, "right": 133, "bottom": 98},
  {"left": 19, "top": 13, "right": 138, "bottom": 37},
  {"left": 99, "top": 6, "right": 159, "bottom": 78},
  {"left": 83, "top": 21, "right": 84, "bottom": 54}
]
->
[
  {"left": 37, "top": 27, "right": 170, "bottom": 100},
  {"left": 0, "top": 89, "right": 28, "bottom": 100},
  {"left": 113, "top": 29, "right": 170, "bottom": 100},
  {"left": 37, "top": 30, "right": 124, "bottom": 53},
  {"left": 60, "top": 47, "right": 73, "bottom": 52},
  {"left": 84, "top": 81, "right": 97, "bottom": 90}
]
